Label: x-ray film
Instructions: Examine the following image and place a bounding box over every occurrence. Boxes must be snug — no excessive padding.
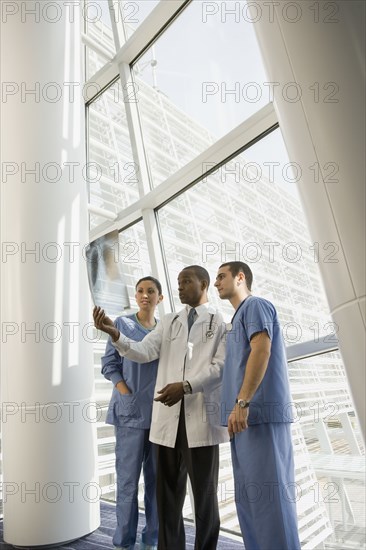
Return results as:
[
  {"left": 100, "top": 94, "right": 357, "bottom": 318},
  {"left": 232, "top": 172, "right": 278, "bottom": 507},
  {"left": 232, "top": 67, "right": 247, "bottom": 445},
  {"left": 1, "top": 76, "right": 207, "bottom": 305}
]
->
[{"left": 86, "top": 230, "right": 130, "bottom": 315}]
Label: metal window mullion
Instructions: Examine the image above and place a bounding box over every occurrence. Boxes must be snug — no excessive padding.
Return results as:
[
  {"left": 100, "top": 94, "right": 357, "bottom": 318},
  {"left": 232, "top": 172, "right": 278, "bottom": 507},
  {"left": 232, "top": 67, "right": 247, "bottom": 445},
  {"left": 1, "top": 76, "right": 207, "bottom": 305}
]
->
[
  {"left": 85, "top": 64, "right": 120, "bottom": 102},
  {"left": 89, "top": 103, "right": 278, "bottom": 241},
  {"left": 88, "top": 204, "right": 117, "bottom": 220},
  {"left": 286, "top": 339, "right": 339, "bottom": 363},
  {"left": 115, "top": 0, "right": 189, "bottom": 66},
  {"left": 108, "top": 0, "right": 121, "bottom": 52},
  {"left": 142, "top": 209, "right": 173, "bottom": 315},
  {"left": 84, "top": 1, "right": 189, "bottom": 105},
  {"left": 117, "top": 61, "right": 151, "bottom": 199}
]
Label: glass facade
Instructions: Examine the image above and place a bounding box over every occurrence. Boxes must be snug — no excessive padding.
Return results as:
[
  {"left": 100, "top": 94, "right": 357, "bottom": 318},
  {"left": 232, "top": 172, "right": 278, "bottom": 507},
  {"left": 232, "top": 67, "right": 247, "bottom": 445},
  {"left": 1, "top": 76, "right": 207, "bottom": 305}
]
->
[
  {"left": 85, "top": 0, "right": 116, "bottom": 80},
  {"left": 88, "top": 80, "right": 140, "bottom": 229},
  {"left": 133, "top": 0, "right": 268, "bottom": 186},
  {"left": 84, "top": 2, "right": 365, "bottom": 548},
  {"left": 93, "top": 220, "right": 153, "bottom": 502},
  {"left": 157, "top": 128, "right": 332, "bottom": 344},
  {"left": 114, "top": 0, "right": 160, "bottom": 42},
  {"left": 289, "top": 352, "right": 365, "bottom": 547}
]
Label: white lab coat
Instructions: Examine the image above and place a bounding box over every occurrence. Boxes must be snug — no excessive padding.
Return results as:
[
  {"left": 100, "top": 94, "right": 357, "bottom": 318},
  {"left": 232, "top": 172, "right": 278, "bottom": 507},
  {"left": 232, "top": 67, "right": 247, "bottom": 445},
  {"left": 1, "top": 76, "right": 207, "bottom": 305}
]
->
[{"left": 113, "top": 303, "right": 229, "bottom": 448}]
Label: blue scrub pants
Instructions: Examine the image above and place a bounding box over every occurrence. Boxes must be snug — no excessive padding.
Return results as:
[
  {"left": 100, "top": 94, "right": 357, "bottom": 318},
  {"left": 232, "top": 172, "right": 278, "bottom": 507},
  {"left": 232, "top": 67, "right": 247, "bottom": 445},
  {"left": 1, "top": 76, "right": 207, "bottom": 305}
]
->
[
  {"left": 230, "top": 422, "right": 301, "bottom": 550},
  {"left": 114, "top": 426, "right": 158, "bottom": 549}
]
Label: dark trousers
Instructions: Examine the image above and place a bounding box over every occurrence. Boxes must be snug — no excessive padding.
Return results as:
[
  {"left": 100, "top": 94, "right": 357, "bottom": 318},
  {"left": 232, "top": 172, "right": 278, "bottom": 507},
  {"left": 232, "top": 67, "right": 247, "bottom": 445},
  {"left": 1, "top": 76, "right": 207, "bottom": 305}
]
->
[{"left": 156, "top": 401, "right": 220, "bottom": 550}]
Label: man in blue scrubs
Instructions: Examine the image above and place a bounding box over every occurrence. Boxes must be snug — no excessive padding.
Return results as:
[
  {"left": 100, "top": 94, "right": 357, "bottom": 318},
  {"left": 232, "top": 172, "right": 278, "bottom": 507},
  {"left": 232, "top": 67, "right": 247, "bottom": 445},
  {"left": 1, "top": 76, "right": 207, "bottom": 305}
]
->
[{"left": 215, "top": 261, "right": 301, "bottom": 550}]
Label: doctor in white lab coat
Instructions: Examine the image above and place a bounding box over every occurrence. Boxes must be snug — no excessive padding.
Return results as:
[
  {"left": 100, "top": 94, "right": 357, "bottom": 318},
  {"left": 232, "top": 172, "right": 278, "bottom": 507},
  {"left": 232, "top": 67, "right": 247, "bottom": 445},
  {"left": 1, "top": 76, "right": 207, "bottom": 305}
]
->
[{"left": 94, "top": 265, "right": 229, "bottom": 550}]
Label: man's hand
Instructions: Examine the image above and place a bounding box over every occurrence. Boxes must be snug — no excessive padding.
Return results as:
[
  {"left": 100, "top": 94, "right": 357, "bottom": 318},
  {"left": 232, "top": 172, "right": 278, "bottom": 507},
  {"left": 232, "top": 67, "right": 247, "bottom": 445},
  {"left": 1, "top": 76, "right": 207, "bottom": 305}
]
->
[
  {"left": 154, "top": 383, "right": 184, "bottom": 407},
  {"left": 93, "top": 306, "right": 119, "bottom": 341},
  {"left": 228, "top": 404, "right": 249, "bottom": 438}
]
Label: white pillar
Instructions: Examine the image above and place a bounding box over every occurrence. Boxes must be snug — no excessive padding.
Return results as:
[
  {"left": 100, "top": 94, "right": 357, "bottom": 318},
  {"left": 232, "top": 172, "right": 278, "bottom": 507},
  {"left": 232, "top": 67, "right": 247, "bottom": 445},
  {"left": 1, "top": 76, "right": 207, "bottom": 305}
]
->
[
  {"left": 251, "top": 0, "right": 365, "bottom": 438},
  {"left": 1, "top": 1, "right": 100, "bottom": 545}
]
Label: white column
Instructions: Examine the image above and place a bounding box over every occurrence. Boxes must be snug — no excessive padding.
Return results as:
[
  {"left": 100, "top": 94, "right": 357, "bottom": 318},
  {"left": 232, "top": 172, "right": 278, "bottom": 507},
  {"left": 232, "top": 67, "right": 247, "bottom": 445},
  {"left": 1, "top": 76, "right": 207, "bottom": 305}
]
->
[
  {"left": 250, "top": 0, "right": 365, "bottom": 438},
  {"left": 1, "top": 1, "right": 100, "bottom": 545}
]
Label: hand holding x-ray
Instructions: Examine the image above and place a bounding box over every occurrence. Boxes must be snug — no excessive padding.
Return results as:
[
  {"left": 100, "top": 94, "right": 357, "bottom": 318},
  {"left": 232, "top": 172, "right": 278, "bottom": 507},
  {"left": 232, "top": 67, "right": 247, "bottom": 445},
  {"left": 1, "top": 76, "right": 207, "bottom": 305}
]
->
[{"left": 93, "top": 305, "right": 119, "bottom": 342}]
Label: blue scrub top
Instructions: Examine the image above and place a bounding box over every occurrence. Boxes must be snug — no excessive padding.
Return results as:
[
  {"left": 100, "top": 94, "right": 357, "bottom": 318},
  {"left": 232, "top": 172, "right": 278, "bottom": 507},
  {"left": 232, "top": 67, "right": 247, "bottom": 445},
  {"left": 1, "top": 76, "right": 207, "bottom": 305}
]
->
[
  {"left": 102, "top": 314, "right": 159, "bottom": 429},
  {"left": 221, "top": 296, "right": 294, "bottom": 426}
]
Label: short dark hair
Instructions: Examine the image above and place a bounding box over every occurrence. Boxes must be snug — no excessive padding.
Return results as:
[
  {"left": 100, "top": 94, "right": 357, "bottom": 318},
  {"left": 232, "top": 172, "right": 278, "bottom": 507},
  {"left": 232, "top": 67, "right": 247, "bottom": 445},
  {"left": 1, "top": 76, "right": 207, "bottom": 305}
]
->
[
  {"left": 182, "top": 265, "right": 210, "bottom": 288},
  {"left": 135, "top": 276, "right": 162, "bottom": 295},
  {"left": 220, "top": 262, "right": 253, "bottom": 291}
]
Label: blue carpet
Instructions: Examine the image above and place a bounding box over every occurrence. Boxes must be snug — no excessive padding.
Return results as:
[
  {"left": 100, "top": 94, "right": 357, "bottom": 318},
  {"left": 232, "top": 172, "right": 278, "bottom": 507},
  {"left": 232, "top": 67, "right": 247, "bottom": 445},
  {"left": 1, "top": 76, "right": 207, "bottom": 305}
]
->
[{"left": 0, "top": 500, "right": 243, "bottom": 549}]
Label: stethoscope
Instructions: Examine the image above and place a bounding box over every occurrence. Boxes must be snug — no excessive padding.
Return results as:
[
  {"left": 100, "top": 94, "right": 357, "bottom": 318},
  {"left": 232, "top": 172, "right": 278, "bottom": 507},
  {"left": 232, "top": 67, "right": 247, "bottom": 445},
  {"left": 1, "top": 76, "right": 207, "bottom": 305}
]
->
[
  {"left": 169, "top": 313, "right": 215, "bottom": 340},
  {"left": 205, "top": 314, "right": 215, "bottom": 339}
]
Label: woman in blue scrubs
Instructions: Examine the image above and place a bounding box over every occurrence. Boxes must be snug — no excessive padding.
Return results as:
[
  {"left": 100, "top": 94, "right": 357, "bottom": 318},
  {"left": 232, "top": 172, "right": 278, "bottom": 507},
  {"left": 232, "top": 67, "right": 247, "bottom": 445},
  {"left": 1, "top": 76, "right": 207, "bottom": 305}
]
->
[{"left": 101, "top": 277, "right": 163, "bottom": 550}]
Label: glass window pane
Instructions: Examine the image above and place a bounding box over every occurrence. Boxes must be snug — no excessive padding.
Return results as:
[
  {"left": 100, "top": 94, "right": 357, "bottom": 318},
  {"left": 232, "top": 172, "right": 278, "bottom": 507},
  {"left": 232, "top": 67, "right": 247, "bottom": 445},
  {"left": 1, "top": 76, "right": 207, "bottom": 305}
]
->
[
  {"left": 289, "top": 351, "right": 365, "bottom": 547},
  {"left": 94, "top": 221, "right": 153, "bottom": 503},
  {"left": 85, "top": 0, "right": 116, "bottom": 79},
  {"left": 116, "top": 222, "right": 154, "bottom": 310},
  {"left": 133, "top": 0, "right": 268, "bottom": 187},
  {"left": 158, "top": 128, "right": 332, "bottom": 345},
  {"left": 156, "top": 128, "right": 344, "bottom": 541},
  {"left": 158, "top": 169, "right": 364, "bottom": 543},
  {"left": 289, "top": 352, "right": 357, "bottom": 436},
  {"left": 88, "top": 81, "right": 140, "bottom": 230},
  {"left": 114, "top": 0, "right": 160, "bottom": 42},
  {"left": 86, "top": 46, "right": 114, "bottom": 82}
]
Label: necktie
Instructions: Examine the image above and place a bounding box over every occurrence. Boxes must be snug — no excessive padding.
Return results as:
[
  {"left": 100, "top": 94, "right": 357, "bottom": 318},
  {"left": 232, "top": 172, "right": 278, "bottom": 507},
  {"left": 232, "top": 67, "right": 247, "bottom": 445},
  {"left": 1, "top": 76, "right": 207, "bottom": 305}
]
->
[{"left": 187, "top": 308, "right": 197, "bottom": 334}]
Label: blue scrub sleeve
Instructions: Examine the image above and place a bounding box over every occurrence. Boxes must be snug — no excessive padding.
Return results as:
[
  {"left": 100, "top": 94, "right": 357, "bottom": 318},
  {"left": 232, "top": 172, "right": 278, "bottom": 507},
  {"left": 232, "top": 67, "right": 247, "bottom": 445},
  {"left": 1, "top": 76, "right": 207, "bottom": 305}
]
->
[{"left": 244, "top": 298, "right": 275, "bottom": 341}]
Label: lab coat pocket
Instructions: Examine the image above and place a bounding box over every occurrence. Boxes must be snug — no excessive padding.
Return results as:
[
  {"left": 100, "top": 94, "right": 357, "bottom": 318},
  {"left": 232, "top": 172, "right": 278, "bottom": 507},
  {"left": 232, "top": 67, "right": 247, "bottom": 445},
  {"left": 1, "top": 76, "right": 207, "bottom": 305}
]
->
[{"left": 116, "top": 393, "right": 141, "bottom": 419}]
